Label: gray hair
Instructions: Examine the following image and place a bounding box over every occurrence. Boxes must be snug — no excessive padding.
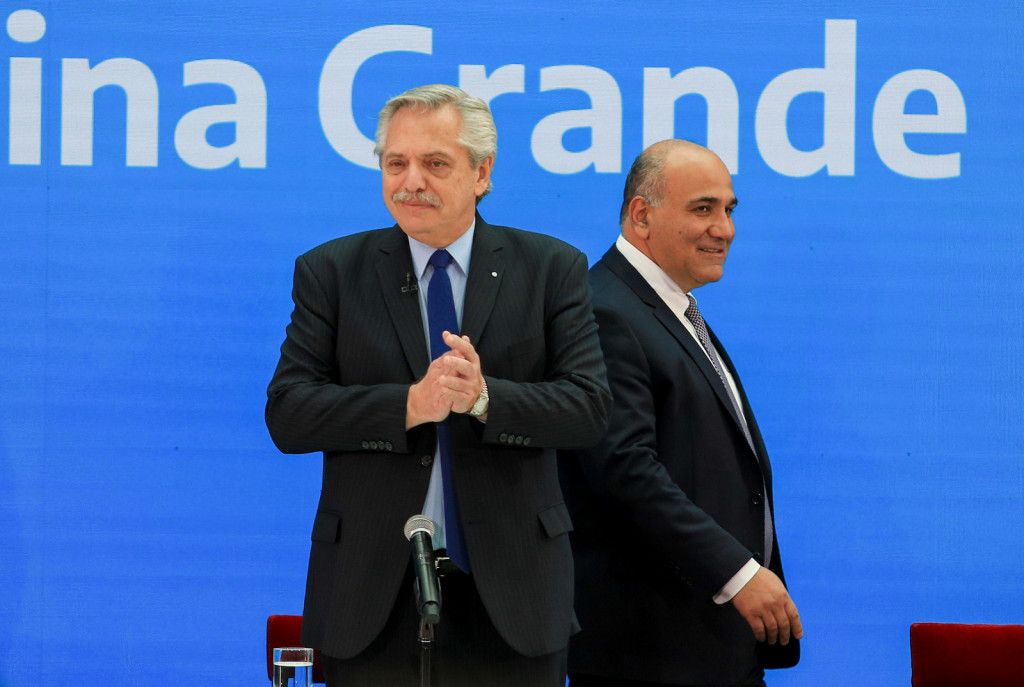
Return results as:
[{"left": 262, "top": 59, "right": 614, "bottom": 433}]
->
[
  {"left": 374, "top": 84, "right": 497, "bottom": 198},
  {"left": 619, "top": 147, "right": 668, "bottom": 225}
]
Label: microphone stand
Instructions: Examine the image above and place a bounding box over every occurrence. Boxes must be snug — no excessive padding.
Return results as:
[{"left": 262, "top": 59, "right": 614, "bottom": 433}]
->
[
  {"left": 404, "top": 515, "right": 441, "bottom": 687},
  {"left": 419, "top": 618, "right": 434, "bottom": 687}
]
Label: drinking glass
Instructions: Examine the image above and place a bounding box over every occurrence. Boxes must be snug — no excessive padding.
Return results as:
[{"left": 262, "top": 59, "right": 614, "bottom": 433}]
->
[{"left": 273, "top": 647, "right": 313, "bottom": 687}]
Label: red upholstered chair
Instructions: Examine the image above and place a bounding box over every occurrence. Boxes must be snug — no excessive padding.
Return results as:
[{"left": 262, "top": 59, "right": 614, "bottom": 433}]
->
[
  {"left": 266, "top": 614, "right": 325, "bottom": 684},
  {"left": 910, "top": 622, "right": 1024, "bottom": 687}
]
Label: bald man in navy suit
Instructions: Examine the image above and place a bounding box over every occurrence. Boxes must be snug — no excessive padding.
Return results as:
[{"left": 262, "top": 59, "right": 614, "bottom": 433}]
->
[{"left": 561, "top": 140, "right": 802, "bottom": 687}]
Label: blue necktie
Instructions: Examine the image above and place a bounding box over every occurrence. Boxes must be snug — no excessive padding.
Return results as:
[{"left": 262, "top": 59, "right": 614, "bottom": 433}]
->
[{"left": 427, "top": 249, "right": 470, "bottom": 572}]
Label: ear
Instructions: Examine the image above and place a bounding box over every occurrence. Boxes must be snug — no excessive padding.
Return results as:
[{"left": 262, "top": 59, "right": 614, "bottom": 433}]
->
[
  {"left": 473, "top": 155, "right": 495, "bottom": 196},
  {"left": 628, "top": 196, "right": 651, "bottom": 238}
]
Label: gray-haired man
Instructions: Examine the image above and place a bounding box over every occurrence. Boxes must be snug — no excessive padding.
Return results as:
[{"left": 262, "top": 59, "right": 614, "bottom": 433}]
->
[{"left": 267, "top": 84, "right": 610, "bottom": 686}]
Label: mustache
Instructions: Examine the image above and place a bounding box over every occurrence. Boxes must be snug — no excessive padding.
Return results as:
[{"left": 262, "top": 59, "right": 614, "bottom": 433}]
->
[{"left": 392, "top": 191, "right": 443, "bottom": 208}]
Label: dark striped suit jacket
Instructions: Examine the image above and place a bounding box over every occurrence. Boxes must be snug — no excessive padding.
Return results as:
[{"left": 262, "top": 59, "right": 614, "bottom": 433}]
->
[{"left": 266, "top": 215, "right": 610, "bottom": 660}]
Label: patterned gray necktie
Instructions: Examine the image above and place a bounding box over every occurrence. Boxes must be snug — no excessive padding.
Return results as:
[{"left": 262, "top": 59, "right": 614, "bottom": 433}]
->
[{"left": 684, "top": 293, "right": 773, "bottom": 568}]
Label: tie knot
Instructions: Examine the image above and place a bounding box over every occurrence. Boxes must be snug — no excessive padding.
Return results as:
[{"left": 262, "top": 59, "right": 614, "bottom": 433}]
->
[
  {"left": 429, "top": 249, "right": 452, "bottom": 270},
  {"left": 684, "top": 293, "right": 700, "bottom": 319}
]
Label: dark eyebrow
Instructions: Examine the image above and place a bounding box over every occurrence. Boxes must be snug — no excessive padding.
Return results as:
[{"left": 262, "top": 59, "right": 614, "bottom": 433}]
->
[{"left": 689, "top": 196, "right": 738, "bottom": 207}]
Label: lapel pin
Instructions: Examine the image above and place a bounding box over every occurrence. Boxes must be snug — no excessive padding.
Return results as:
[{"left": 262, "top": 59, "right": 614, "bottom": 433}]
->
[{"left": 491, "top": 271, "right": 498, "bottom": 277}]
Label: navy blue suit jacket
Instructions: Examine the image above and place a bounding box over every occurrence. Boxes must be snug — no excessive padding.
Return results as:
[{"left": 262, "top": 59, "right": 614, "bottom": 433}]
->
[{"left": 560, "top": 245, "right": 799, "bottom": 684}]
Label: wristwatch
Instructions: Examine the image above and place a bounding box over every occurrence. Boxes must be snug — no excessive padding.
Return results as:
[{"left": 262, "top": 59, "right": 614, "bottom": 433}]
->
[{"left": 468, "top": 378, "right": 489, "bottom": 418}]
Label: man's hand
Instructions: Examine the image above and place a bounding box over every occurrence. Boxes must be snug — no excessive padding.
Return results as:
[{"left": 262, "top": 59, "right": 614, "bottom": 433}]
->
[
  {"left": 437, "top": 332, "right": 485, "bottom": 414},
  {"left": 406, "top": 356, "right": 455, "bottom": 428},
  {"left": 730, "top": 567, "right": 803, "bottom": 645}
]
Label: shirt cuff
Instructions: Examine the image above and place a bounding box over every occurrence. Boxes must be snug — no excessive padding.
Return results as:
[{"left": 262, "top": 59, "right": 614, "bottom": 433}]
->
[{"left": 713, "top": 558, "right": 760, "bottom": 604}]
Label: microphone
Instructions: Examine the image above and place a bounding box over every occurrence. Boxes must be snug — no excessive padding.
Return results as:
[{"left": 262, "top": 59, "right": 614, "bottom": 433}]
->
[
  {"left": 401, "top": 272, "right": 419, "bottom": 293},
  {"left": 404, "top": 515, "right": 441, "bottom": 625}
]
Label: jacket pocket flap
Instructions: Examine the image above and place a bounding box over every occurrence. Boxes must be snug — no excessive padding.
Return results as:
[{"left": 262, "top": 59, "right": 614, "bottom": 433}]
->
[
  {"left": 311, "top": 510, "right": 341, "bottom": 543},
  {"left": 537, "top": 502, "right": 573, "bottom": 538}
]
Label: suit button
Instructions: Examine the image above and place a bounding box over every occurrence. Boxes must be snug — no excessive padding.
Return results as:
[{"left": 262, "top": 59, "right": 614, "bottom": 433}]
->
[
  {"left": 523, "top": 436, "right": 531, "bottom": 446},
  {"left": 751, "top": 493, "right": 763, "bottom": 506},
  {"left": 515, "top": 435, "right": 524, "bottom": 446},
  {"left": 369, "top": 441, "right": 379, "bottom": 450},
  {"left": 684, "top": 575, "right": 695, "bottom": 586},
  {"left": 361, "top": 441, "right": 369, "bottom": 449},
  {"left": 420, "top": 455, "right": 433, "bottom": 467},
  {"left": 384, "top": 441, "right": 393, "bottom": 451}
]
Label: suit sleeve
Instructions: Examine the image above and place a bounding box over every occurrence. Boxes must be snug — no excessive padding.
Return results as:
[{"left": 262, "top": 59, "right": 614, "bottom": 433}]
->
[
  {"left": 481, "top": 250, "right": 611, "bottom": 450},
  {"left": 575, "top": 301, "right": 752, "bottom": 599},
  {"left": 265, "top": 254, "right": 414, "bottom": 455}
]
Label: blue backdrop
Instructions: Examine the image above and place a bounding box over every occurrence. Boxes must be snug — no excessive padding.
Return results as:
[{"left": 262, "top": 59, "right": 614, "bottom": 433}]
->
[{"left": 3, "top": 1, "right": 1022, "bottom": 685}]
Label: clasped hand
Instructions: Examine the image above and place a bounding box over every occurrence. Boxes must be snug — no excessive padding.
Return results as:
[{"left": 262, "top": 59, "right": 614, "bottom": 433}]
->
[{"left": 406, "top": 331, "right": 484, "bottom": 428}]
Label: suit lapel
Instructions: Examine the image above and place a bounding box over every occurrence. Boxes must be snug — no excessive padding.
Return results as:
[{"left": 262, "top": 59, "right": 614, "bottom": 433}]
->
[
  {"left": 375, "top": 226, "right": 430, "bottom": 379},
  {"left": 708, "top": 325, "right": 772, "bottom": 475},
  {"left": 601, "top": 246, "right": 757, "bottom": 456},
  {"left": 461, "top": 216, "right": 505, "bottom": 345}
]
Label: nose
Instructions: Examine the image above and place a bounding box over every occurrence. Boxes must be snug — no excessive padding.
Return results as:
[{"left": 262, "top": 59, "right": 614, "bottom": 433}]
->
[
  {"left": 708, "top": 208, "right": 735, "bottom": 240},
  {"left": 402, "top": 160, "right": 427, "bottom": 192}
]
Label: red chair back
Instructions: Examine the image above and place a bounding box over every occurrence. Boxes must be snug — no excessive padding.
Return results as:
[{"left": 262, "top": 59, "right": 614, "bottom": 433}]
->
[
  {"left": 910, "top": 622, "right": 1024, "bottom": 687},
  {"left": 266, "top": 614, "right": 324, "bottom": 684}
]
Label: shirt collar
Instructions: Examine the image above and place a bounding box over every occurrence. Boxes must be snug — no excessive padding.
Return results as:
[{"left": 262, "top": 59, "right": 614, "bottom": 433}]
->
[
  {"left": 615, "top": 233, "right": 694, "bottom": 302},
  {"left": 409, "top": 220, "right": 476, "bottom": 280}
]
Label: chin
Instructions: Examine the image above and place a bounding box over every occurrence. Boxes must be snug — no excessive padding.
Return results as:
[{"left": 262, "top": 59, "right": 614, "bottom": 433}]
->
[{"left": 400, "top": 223, "right": 435, "bottom": 241}]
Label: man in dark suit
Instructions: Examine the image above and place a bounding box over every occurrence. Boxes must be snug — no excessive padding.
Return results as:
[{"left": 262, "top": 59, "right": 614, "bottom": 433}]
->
[
  {"left": 560, "top": 140, "right": 802, "bottom": 687},
  {"left": 265, "top": 84, "right": 610, "bottom": 687}
]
